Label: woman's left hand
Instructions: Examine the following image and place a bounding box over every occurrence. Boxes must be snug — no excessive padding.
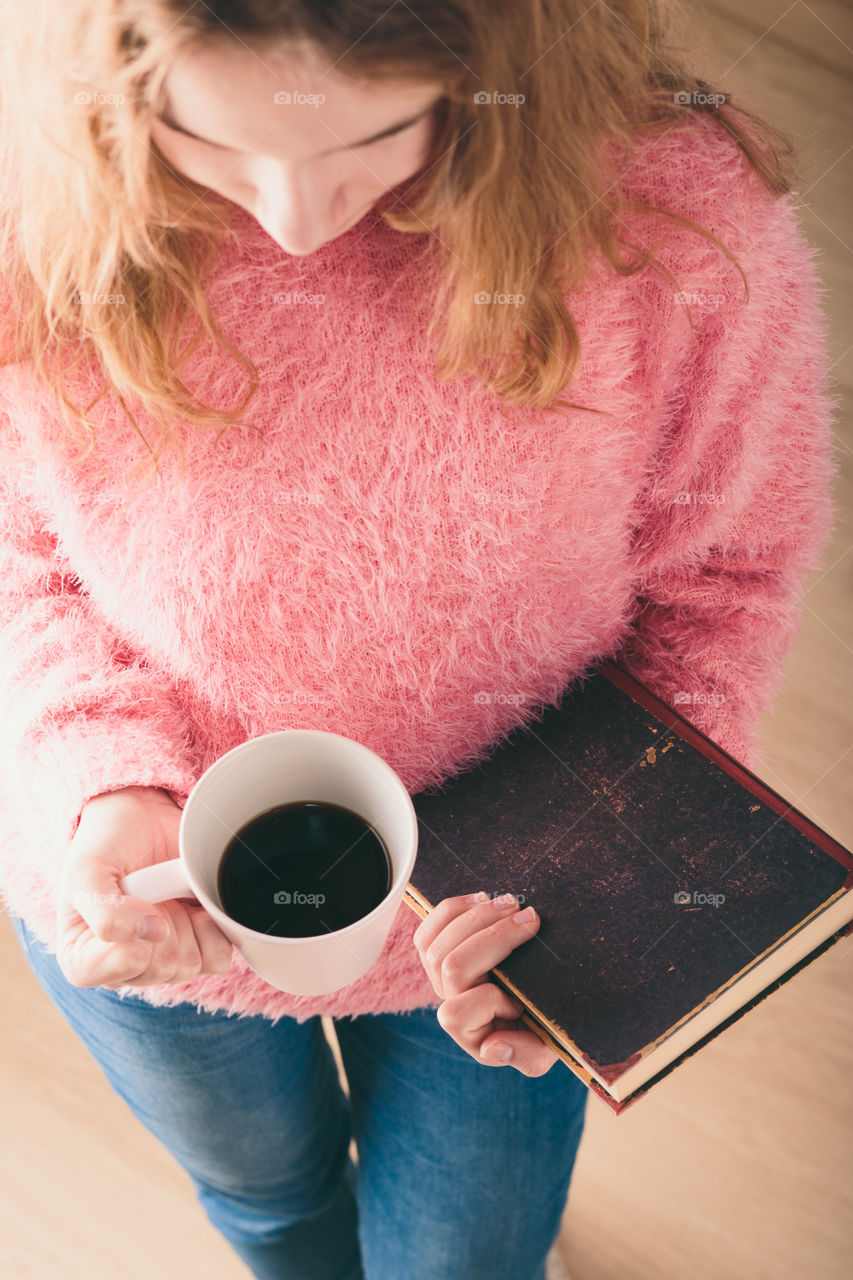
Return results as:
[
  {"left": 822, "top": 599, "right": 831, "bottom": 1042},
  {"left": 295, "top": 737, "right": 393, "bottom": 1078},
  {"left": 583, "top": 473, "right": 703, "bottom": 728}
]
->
[{"left": 413, "top": 891, "right": 560, "bottom": 1076}]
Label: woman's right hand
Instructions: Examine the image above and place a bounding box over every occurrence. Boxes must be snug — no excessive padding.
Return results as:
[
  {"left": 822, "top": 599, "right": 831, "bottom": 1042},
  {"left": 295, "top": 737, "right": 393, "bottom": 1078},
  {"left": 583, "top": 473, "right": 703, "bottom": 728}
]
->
[{"left": 56, "top": 785, "right": 233, "bottom": 990}]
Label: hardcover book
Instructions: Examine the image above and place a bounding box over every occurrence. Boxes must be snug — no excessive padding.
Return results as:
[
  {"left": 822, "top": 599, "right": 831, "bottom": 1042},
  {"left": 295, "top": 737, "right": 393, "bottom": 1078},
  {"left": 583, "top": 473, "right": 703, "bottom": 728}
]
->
[{"left": 405, "top": 661, "right": 853, "bottom": 1114}]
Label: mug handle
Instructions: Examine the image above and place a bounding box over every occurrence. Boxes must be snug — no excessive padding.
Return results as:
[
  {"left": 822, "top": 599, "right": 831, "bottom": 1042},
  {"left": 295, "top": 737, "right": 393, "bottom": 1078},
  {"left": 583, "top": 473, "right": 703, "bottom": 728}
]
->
[{"left": 119, "top": 860, "right": 199, "bottom": 905}]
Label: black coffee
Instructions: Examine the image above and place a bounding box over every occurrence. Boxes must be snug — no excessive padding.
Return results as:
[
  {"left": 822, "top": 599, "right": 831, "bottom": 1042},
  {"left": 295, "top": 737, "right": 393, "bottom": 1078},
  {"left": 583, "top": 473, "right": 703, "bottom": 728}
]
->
[{"left": 217, "top": 800, "right": 392, "bottom": 938}]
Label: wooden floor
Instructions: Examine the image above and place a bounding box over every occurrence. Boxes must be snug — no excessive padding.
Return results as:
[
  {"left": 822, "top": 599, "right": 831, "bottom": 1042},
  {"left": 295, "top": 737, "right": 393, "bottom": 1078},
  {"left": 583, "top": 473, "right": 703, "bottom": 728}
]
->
[{"left": 1, "top": 3, "right": 851, "bottom": 1277}]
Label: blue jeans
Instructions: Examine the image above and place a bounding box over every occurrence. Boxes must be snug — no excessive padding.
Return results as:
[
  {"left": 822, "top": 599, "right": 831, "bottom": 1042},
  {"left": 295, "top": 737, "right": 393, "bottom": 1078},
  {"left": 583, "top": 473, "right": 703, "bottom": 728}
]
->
[{"left": 12, "top": 913, "right": 587, "bottom": 1280}]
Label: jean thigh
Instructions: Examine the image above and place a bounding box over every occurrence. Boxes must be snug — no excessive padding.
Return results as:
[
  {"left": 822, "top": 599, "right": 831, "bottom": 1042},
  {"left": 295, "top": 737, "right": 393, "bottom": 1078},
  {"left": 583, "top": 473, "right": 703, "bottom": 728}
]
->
[
  {"left": 11, "top": 914, "right": 352, "bottom": 1234},
  {"left": 335, "top": 1005, "right": 587, "bottom": 1280}
]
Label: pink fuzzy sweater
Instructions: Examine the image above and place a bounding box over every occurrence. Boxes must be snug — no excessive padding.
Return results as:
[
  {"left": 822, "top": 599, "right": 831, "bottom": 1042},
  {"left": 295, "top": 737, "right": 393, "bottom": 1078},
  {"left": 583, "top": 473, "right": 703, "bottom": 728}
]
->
[{"left": 0, "top": 113, "right": 839, "bottom": 1024}]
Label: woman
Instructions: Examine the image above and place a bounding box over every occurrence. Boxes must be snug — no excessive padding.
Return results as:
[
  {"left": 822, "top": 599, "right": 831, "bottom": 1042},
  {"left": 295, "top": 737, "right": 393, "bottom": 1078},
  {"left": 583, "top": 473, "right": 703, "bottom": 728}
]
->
[{"left": 0, "top": 2, "right": 837, "bottom": 1278}]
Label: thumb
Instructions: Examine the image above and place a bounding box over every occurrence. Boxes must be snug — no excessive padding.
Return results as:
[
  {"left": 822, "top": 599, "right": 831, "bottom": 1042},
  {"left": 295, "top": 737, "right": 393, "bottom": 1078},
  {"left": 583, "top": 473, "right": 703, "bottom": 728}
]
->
[
  {"left": 478, "top": 1029, "right": 560, "bottom": 1076},
  {"left": 61, "top": 858, "right": 171, "bottom": 945}
]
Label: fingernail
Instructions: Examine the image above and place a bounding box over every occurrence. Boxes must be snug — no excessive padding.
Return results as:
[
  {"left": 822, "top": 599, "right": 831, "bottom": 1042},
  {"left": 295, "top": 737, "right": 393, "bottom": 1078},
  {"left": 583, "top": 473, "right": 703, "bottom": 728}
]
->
[
  {"left": 481, "top": 1041, "right": 514, "bottom": 1062},
  {"left": 491, "top": 893, "right": 518, "bottom": 909},
  {"left": 466, "top": 891, "right": 489, "bottom": 904},
  {"left": 513, "top": 906, "right": 537, "bottom": 924},
  {"left": 136, "top": 916, "right": 168, "bottom": 942}
]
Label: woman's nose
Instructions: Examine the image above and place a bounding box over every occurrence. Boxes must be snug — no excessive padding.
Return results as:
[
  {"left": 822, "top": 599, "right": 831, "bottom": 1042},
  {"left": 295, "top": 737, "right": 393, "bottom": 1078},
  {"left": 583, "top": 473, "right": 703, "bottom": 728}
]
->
[{"left": 251, "top": 162, "right": 348, "bottom": 255}]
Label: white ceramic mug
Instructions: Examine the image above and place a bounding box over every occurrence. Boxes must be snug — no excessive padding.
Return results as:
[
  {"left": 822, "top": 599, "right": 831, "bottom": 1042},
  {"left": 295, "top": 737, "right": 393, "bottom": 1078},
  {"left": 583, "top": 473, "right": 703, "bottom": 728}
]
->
[{"left": 118, "top": 730, "right": 419, "bottom": 996}]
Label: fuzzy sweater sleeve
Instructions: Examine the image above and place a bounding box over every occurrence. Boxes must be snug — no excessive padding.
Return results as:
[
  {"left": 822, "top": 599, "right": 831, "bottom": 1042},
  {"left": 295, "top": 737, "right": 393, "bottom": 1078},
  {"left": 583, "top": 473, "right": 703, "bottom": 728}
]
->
[
  {"left": 613, "top": 184, "right": 840, "bottom": 772},
  {"left": 0, "top": 434, "right": 201, "bottom": 936}
]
